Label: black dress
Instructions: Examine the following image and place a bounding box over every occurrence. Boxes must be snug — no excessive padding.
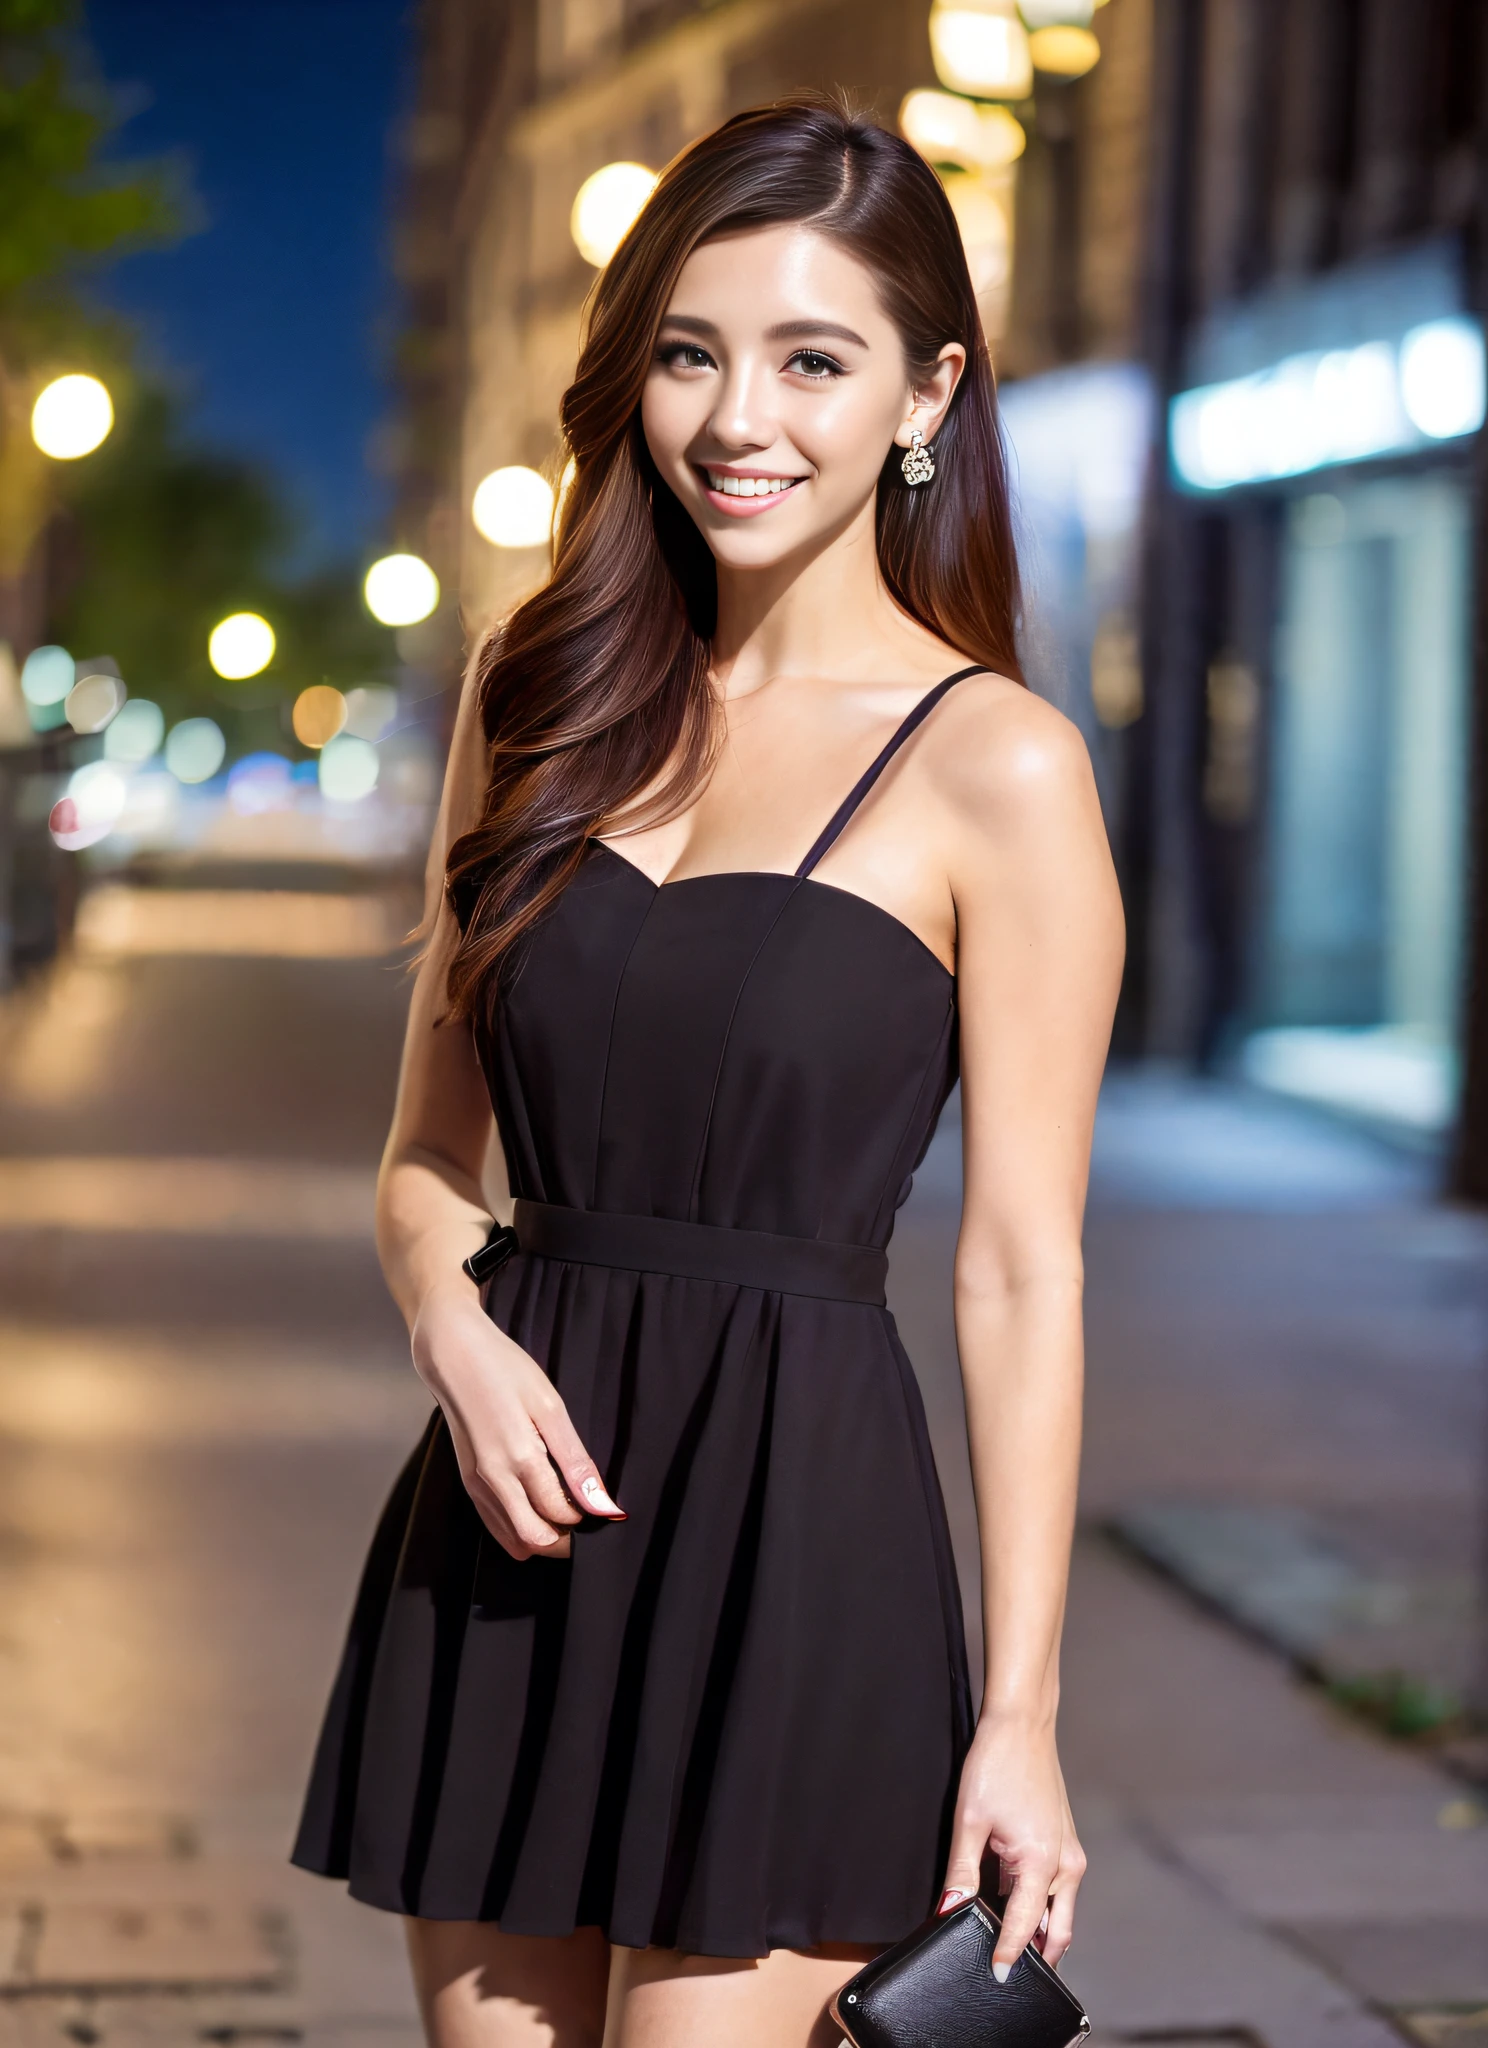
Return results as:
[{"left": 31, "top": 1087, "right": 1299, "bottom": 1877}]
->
[{"left": 292, "top": 666, "right": 981, "bottom": 1958}]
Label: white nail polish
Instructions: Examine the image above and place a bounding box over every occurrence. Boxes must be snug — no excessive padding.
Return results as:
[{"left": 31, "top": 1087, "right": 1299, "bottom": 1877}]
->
[
  {"left": 992, "top": 1961, "right": 1012, "bottom": 1985},
  {"left": 581, "top": 1476, "right": 621, "bottom": 1514}
]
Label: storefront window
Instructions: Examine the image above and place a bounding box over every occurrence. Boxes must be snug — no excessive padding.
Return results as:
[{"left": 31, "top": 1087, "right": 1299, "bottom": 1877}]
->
[{"left": 1246, "top": 474, "right": 1471, "bottom": 1132}]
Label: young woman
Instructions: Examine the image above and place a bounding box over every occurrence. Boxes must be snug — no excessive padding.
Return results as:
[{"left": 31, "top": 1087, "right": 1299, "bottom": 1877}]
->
[{"left": 293, "top": 96, "right": 1122, "bottom": 2048}]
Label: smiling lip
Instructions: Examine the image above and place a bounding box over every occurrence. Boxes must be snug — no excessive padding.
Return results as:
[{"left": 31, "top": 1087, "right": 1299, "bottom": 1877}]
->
[{"left": 695, "top": 466, "right": 807, "bottom": 517}]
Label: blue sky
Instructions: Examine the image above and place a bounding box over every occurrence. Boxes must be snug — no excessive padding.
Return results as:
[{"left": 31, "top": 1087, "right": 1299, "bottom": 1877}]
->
[{"left": 85, "top": 0, "right": 412, "bottom": 564}]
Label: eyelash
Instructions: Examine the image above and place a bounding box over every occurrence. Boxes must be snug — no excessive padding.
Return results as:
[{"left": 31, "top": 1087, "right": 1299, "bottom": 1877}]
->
[{"left": 654, "top": 343, "right": 847, "bottom": 380}]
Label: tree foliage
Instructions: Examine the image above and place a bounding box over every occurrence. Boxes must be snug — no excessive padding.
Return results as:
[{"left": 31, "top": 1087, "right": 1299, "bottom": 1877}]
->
[
  {"left": 49, "top": 384, "right": 396, "bottom": 746},
  {"left": 0, "top": 0, "right": 180, "bottom": 340}
]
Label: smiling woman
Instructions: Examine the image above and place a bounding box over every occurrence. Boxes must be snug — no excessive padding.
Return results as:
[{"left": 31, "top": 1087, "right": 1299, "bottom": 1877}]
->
[{"left": 292, "top": 92, "right": 1121, "bottom": 2048}]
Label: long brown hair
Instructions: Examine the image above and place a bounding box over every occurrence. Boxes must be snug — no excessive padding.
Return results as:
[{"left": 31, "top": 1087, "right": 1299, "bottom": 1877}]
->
[{"left": 446, "top": 92, "right": 1023, "bottom": 1019}]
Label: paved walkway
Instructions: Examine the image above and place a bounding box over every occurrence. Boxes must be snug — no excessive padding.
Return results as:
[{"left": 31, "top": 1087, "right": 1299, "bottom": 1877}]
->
[{"left": 0, "top": 884, "right": 1483, "bottom": 2046}]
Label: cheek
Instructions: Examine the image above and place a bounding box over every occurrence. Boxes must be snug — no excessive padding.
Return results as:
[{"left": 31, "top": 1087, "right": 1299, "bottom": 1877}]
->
[
  {"left": 794, "top": 383, "right": 904, "bottom": 485},
  {"left": 640, "top": 378, "right": 700, "bottom": 474}
]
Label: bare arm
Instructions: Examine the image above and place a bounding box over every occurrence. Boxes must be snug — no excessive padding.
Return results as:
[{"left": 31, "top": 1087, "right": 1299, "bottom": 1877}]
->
[
  {"left": 931, "top": 689, "right": 1124, "bottom": 1973},
  {"left": 378, "top": 662, "right": 624, "bottom": 1558}
]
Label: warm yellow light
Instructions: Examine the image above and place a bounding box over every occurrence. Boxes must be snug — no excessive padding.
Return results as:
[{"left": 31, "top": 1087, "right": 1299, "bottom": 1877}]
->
[
  {"left": 1028, "top": 23, "right": 1101, "bottom": 73},
  {"left": 208, "top": 612, "right": 275, "bottom": 680},
  {"left": 941, "top": 172, "right": 1013, "bottom": 298},
  {"left": 901, "top": 92, "right": 1026, "bottom": 171},
  {"left": 901, "top": 89, "right": 981, "bottom": 163},
  {"left": 930, "top": 1, "right": 1033, "bottom": 99},
  {"left": 364, "top": 552, "right": 439, "bottom": 627},
  {"left": 472, "top": 465, "right": 556, "bottom": 548},
  {"left": 570, "top": 162, "right": 658, "bottom": 267},
  {"left": 31, "top": 374, "right": 114, "bottom": 459},
  {"left": 292, "top": 684, "right": 348, "bottom": 750}
]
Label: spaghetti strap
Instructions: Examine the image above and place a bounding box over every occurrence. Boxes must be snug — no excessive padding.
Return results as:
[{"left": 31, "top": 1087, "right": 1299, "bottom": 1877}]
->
[{"left": 794, "top": 663, "right": 991, "bottom": 879}]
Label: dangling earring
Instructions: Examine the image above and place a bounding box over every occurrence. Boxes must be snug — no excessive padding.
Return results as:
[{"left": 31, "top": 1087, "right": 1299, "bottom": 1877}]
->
[{"left": 901, "top": 427, "right": 935, "bottom": 486}]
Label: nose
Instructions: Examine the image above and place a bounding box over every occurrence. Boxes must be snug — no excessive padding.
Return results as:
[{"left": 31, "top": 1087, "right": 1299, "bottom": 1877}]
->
[{"left": 705, "top": 351, "right": 775, "bottom": 455}]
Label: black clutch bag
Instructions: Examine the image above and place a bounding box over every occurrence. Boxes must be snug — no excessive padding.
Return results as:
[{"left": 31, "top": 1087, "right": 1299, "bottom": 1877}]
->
[{"left": 831, "top": 1895, "right": 1090, "bottom": 2048}]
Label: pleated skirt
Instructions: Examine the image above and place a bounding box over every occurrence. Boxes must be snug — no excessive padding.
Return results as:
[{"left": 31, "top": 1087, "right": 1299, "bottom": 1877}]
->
[{"left": 291, "top": 1252, "right": 973, "bottom": 1958}]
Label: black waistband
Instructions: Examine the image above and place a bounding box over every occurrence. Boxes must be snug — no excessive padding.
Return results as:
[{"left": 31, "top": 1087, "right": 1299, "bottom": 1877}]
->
[{"left": 510, "top": 1199, "right": 887, "bottom": 1307}]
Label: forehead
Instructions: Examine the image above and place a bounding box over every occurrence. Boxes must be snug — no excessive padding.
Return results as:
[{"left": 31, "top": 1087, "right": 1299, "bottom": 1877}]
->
[{"left": 661, "top": 223, "right": 891, "bottom": 336}]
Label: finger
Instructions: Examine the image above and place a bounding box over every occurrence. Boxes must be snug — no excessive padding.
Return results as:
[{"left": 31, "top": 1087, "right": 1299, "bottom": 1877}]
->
[
  {"left": 483, "top": 1470, "right": 572, "bottom": 1558},
  {"left": 535, "top": 1396, "right": 625, "bottom": 1518},
  {"left": 511, "top": 1441, "right": 584, "bottom": 1528},
  {"left": 1041, "top": 1883, "right": 1077, "bottom": 1967},
  {"left": 993, "top": 1870, "right": 1055, "bottom": 1979},
  {"left": 937, "top": 1810, "right": 988, "bottom": 1915}
]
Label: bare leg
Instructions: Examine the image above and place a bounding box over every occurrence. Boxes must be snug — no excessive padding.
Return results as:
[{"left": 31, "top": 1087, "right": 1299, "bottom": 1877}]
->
[
  {"left": 604, "top": 1942, "right": 877, "bottom": 2048},
  {"left": 405, "top": 1920, "right": 610, "bottom": 2048}
]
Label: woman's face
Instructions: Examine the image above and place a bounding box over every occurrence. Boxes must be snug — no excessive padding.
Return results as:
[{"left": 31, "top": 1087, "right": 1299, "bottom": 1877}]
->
[{"left": 641, "top": 223, "right": 963, "bottom": 572}]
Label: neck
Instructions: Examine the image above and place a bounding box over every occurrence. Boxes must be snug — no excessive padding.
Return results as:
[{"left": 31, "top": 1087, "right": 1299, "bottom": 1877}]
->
[{"left": 709, "top": 495, "right": 907, "bottom": 696}]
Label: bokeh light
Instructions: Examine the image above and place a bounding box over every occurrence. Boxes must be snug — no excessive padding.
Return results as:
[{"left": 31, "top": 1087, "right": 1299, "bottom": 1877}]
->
[
  {"left": 164, "top": 717, "right": 227, "bottom": 784},
  {"left": 30, "top": 374, "right": 114, "bottom": 459},
  {"left": 104, "top": 698, "right": 165, "bottom": 763},
  {"left": 1399, "top": 318, "right": 1487, "bottom": 440},
  {"left": 20, "top": 645, "right": 74, "bottom": 707},
  {"left": 901, "top": 90, "right": 1026, "bottom": 170},
  {"left": 292, "top": 684, "right": 348, "bottom": 749},
  {"left": 1028, "top": 23, "right": 1101, "bottom": 73},
  {"left": 472, "top": 465, "right": 555, "bottom": 548},
  {"left": 208, "top": 612, "right": 275, "bottom": 680},
  {"left": 343, "top": 684, "right": 398, "bottom": 740},
  {"left": 227, "top": 752, "right": 294, "bottom": 816},
  {"left": 570, "top": 162, "right": 657, "bottom": 267},
  {"left": 65, "top": 672, "right": 124, "bottom": 735},
  {"left": 930, "top": 2, "right": 1033, "bottom": 99},
  {"left": 364, "top": 552, "right": 439, "bottom": 627},
  {"left": 941, "top": 172, "right": 1013, "bottom": 297},
  {"left": 1018, "top": 0, "right": 1095, "bottom": 24},
  {"left": 50, "top": 760, "right": 127, "bottom": 850},
  {"left": 318, "top": 733, "right": 379, "bottom": 803}
]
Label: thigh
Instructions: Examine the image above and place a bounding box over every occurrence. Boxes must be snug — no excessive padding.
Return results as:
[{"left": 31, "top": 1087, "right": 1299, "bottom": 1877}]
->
[
  {"left": 604, "top": 1941, "right": 876, "bottom": 2048},
  {"left": 406, "top": 1919, "right": 610, "bottom": 2048}
]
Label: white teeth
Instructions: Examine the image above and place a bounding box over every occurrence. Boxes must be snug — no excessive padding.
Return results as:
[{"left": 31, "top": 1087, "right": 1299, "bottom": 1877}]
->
[{"left": 707, "top": 472, "right": 798, "bottom": 499}]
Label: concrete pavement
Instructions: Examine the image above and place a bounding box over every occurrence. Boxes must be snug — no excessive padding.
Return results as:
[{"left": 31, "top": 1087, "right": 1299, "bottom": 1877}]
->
[{"left": 0, "top": 877, "right": 1484, "bottom": 2046}]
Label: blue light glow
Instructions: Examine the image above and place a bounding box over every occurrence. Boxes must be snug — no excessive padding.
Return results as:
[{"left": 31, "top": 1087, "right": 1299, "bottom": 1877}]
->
[{"left": 1171, "top": 318, "right": 1485, "bottom": 492}]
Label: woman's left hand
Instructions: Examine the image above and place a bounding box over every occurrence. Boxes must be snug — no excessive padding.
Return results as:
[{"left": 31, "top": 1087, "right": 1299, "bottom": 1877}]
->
[{"left": 936, "top": 1712, "right": 1086, "bottom": 1976}]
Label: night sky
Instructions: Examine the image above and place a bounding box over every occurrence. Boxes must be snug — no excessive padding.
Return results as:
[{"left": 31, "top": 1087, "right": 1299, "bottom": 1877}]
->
[{"left": 83, "top": 0, "right": 413, "bottom": 565}]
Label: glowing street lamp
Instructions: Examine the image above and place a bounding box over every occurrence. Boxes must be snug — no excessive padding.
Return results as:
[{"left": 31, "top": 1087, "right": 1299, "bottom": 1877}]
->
[
  {"left": 570, "top": 162, "right": 658, "bottom": 267},
  {"left": 1018, "top": 0, "right": 1101, "bottom": 74},
  {"left": 31, "top": 374, "right": 114, "bottom": 459},
  {"left": 929, "top": 0, "right": 1033, "bottom": 100},
  {"left": 900, "top": 89, "right": 1026, "bottom": 169},
  {"left": 208, "top": 611, "right": 275, "bottom": 680},
  {"left": 364, "top": 552, "right": 439, "bottom": 627},
  {"left": 472, "top": 465, "right": 556, "bottom": 548},
  {"left": 1027, "top": 24, "right": 1101, "bottom": 73}
]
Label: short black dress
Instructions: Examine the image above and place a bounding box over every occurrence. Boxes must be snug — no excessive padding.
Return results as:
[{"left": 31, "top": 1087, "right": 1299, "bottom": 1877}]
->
[{"left": 292, "top": 667, "right": 981, "bottom": 1958}]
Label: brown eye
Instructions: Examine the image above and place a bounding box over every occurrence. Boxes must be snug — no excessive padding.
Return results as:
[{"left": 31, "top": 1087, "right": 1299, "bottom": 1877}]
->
[
  {"left": 659, "top": 343, "right": 713, "bottom": 370},
  {"left": 789, "top": 350, "right": 843, "bottom": 379}
]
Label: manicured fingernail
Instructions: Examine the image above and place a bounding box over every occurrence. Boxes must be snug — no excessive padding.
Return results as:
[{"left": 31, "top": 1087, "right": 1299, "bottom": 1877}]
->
[
  {"left": 581, "top": 1476, "right": 624, "bottom": 1516},
  {"left": 992, "top": 1961, "right": 1012, "bottom": 1984},
  {"left": 938, "top": 1889, "right": 971, "bottom": 1915}
]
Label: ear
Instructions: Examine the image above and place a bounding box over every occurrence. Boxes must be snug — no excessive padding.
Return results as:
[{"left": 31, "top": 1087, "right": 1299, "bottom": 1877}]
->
[{"left": 893, "top": 343, "right": 967, "bottom": 449}]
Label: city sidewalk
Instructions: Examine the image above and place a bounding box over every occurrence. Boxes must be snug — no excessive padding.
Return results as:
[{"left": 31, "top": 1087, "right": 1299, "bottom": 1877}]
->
[{"left": 0, "top": 883, "right": 1484, "bottom": 2045}]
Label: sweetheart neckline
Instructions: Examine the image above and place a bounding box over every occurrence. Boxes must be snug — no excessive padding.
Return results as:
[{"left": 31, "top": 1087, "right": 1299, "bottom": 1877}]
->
[{"left": 589, "top": 838, "right": 955, "bottom": 984}]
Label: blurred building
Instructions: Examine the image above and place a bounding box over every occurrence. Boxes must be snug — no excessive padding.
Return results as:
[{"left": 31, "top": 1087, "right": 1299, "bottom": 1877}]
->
[{"left": 390, "top": 0, "right": 1488, "bottom": 1195}]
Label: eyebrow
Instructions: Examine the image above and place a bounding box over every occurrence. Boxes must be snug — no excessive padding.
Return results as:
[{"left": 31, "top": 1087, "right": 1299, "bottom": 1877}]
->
[{"left": 658, "top": 314, "right": 869, "bottom": 348}]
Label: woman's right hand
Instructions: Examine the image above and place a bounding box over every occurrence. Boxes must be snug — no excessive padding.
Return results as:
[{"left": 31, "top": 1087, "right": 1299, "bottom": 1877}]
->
[{"left": 411, "top": 1277, "right": 624, "bottom": 1560}]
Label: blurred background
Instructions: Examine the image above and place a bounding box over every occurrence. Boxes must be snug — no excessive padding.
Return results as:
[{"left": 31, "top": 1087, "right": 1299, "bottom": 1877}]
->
[{"left": 1, "top": 2, "right": 1487, "bottom": 2044}]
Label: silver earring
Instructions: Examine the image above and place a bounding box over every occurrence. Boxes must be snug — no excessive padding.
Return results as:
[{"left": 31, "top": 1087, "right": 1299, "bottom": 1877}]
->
[{"left": 901, "top": 428, "right": 935, "bottom": 486}]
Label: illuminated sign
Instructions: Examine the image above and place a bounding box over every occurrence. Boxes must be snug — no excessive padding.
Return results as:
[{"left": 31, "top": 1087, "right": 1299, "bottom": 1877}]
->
[{"left": 1170, "top": 316, "right": 1485, "bottom": 492}]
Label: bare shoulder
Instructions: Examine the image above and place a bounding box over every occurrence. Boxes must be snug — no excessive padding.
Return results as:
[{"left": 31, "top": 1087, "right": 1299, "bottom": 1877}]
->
[{"left": 914, "top": 672, "right": 1098, "bottom": 838}]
